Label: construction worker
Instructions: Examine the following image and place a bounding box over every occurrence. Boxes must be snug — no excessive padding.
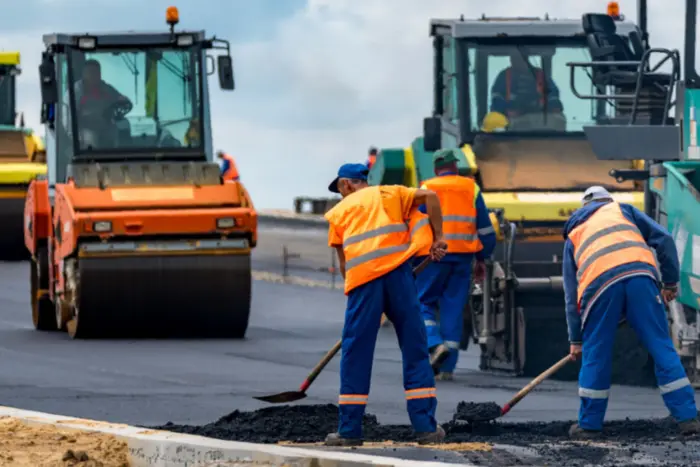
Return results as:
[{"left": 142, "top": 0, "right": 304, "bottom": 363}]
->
[
  {"left": 563, "top": 186, "right": 700, "bottom": 439},
  {"left": 217, "top": 150, "right": 240, "bottom": 182},
  {"left": 414, "top": 148, "right": 497, "bottom": 380},
  {"left": 323, "top": 162, "right": 447, "bottom": 447},
  {"left": 366, "top": 147, "right": 378, "bottom": 170},
  {"left": 489, "top": 49, "right": 563, "bottom": 130}
]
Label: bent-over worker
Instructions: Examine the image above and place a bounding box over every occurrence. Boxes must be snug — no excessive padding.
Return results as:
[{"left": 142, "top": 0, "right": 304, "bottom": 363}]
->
[
  {"left": 414, "top": 149, "right": 497, "bottom": 379},
  {"left": 563, "top": 186, "right": 700, "bottom": 439},
  {"left": 217, "top": 150, "right": 240, "bottom": 182},
  {"left": 324, "top": 163, "right": 447, "bottom": 446}
]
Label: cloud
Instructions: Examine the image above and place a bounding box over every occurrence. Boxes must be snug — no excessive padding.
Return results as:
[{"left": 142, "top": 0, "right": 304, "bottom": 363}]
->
[{"left": 0, "top": 0, "right": 692, "bottom": 209}]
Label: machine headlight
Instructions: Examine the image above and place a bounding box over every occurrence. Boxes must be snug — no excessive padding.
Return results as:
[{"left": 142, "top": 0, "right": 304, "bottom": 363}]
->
[
  {"left": 93, "top": 221, "right": 112, "bottom": 232},
  {"left": 77, "top": 36, "right": 97, "bottom": 50},
  {"left": 216, "top": 217, "right": 235, "bottom": 229},
  {"left": 176, "top": 34, "right": 194, "bottom": 47}
]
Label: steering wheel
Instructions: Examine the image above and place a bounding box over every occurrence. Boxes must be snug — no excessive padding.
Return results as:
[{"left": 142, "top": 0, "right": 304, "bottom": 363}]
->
[{"left": 103, "top": 100, "right": 133, "bottom": 122}]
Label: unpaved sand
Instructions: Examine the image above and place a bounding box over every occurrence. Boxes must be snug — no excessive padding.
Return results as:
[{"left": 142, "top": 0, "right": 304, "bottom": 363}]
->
[{"left": 0, "top": 416, "right": 130, "bottom": 467}]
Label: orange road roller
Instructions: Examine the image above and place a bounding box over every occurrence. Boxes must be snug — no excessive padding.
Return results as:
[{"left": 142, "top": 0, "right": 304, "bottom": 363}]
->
[{"left": 24, "top": 8, "right": 257, "bottom": 338}]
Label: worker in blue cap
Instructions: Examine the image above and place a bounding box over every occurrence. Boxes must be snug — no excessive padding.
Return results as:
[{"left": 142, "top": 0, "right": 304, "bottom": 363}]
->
[{"left": 323, "top": 162, "right": 448, "bottom": 446}]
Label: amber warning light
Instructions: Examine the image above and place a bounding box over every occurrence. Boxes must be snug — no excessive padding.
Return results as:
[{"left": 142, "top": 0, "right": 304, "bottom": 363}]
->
[
  {"left": 166, "top": 6, "right": 180, "bottom": 26},
  {"left": 607, "top": 1, "right": 621, "bottom": 19}
]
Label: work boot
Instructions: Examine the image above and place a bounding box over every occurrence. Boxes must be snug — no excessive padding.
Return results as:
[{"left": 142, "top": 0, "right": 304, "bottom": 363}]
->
[
  {"left": 679, "top": 418, "right": 700, "bottom": 436},
  {"left": 324, "top": 432, "right": 363, "bottom": 447},
  {"left": 416, "top": 425, "right": 446, "bottom": 445},
  {"left": 429, "top": 344, "right": 450, "bottom": 375},
  {"left": 436, "top": 372, "right": 454, "bottom": 381},
  {"left": 568, "top": 423, "right": 602, "bottom": 440}
]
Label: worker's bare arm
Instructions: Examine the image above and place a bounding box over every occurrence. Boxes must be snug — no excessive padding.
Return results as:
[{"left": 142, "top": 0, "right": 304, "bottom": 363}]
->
[
  {"left": 413, "top": 188, "right": 444, "bottom": 240},
  {"left": 334, "top": 246, "right": 346, "bottom": 279}
]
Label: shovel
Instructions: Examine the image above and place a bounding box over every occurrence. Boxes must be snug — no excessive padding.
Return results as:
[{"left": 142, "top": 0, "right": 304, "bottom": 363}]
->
[
  {"left": 459, "top": 354, "right": 574, "bottom": 423},
  {"left": 254, "top": 255, "right": 433, "bottom": 404}
]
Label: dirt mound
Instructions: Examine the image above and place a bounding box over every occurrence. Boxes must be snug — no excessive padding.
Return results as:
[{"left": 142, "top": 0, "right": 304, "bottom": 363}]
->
[
  {"left": 0, "top": 416, "right": 130, "bottom": 466},
  {"left": 155, "top": 402, "right": 699, "bottom": 446}
]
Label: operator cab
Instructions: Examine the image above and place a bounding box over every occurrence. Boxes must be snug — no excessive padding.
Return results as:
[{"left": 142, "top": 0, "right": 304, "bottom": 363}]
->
[
  {"left": 38, "top": 8, "right": 235, "bottom": 188},
  {"left": 424, "top": 15, "right": 649, "bottom": 193}
]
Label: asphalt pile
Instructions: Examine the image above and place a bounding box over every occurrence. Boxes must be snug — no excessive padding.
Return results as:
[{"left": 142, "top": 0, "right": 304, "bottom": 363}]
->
[{"left": 156, "top": 402, "right": 698, "bottom": 445}]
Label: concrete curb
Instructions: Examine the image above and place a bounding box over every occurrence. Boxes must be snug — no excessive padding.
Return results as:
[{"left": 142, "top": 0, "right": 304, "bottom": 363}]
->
[
  {"left": 258, "top": 209, "right": 328, "bottom": 229},
  {"left": 0, "top": 406, "right": 476, "bottom": 467}
]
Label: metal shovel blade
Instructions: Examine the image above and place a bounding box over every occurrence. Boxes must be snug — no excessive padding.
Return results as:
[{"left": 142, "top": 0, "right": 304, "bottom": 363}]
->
[
  {"left": 457, "top": 402, "right": 503, "bottom": 423},
  {"left": 253, "top": 391, "right": 308, "bottom": 404}
]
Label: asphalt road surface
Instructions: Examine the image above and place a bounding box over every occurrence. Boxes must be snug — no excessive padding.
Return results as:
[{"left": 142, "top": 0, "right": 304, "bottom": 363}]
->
[{"left": 0, "top": 225, "right": 696, "bottom": 431}]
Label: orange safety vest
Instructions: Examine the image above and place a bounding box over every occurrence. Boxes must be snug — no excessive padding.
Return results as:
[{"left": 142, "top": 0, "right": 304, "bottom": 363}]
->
[
  {"left": 325, "top": 186, "right": 426, "bottom": 294},
  {"left": 568, "top": 202, "right": 657, "bottom": 305},
  {"left": 367, "top": 154, "right": 377, "bottom": 169},
  {"left": 418, "top": 175, "right": 482, "bottom": 255},
  {"left": 505, "top": 68, "right": 545, "bottom": 106},
  {"left": 408, "top": 209, "right": 433, "bottom": 256},
  {"left": 221, "top": 153, "right": 240, "bottom": 181}
]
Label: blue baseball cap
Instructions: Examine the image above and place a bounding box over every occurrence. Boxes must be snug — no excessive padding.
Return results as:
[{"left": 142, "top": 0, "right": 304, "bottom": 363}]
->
[{"left": 328, "top": 163, "right": 369, "bottom": 193}]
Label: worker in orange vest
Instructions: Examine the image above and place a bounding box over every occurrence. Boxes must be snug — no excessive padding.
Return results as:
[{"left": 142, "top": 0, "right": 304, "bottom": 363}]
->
[
  {"left": 217, "top": 150, "right": 240, "bottom": 181},
  {"left": 366, "top": 147, "right": 378, "bottom": 170},
  {"left": 413, "top": 148, "right": 496, "bottom": 380},
  {"left": 323, "top": 162, "right": 447, "bottom": 447},
  {"left": 563, "top": 186, "right": 699, "bottom": 439},
  {"left": 490, "top": 49, "right": 563, "bottom": 119}
]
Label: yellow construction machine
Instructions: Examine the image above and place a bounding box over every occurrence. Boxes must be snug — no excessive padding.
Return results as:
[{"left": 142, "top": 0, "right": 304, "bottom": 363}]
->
[
  {"left": 0, "top": 51, "right": 47, "bottom": 258},
  {"left": 369, "top": 3, "right": 659, "bottom": 385}
]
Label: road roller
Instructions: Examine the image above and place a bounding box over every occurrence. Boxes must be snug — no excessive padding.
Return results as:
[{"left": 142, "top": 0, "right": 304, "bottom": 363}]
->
[
  {"left": 0, "top": 51, "right": 47, "bottom": 259},
  {"left": 24, "top": 7, "right": 258, "bottom": 339}
]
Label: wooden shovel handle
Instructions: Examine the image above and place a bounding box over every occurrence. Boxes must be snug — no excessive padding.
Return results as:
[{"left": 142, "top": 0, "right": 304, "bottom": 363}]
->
[
  {"left": 298, "top": 258, "right": 431, "bottom": 393},
  {"left": 501, "top": 355, "right": 573, "bottom": 415}
]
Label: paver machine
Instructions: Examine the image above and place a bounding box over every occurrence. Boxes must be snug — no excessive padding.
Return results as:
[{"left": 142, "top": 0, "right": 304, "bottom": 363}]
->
[
  {"left": 24, "top": 7, "right": 258, "bottom": 338},
  {"left": 369, "top": 3, "right": 660, "bottom": 384},
  {"left": 0, "top": 51, "right": 47, "bottom": 258},
  {"left": 568, "top": 0, "right": 700, "bottom": 385}
]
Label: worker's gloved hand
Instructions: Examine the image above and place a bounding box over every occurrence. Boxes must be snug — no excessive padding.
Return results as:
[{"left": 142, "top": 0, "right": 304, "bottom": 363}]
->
[
  {"left": 429, "top": 237, "right": 448, "bottom": 262},
  {"left": 473, "top": 260, "right": 486, "bottom": 283},
  {"left": 569, "top": 343, "right": 582, "bottom": 361},
  {"left": 661, "top": 284, "right": 679, "bottom": 304}
]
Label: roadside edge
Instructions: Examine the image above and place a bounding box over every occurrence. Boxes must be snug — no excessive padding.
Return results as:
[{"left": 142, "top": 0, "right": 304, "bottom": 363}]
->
[
  {"left": 0, "top": 405, "right": 475, "bottom": 467},
  {"left": 258, "top": 209, "right": 328, "bottom": 229}
]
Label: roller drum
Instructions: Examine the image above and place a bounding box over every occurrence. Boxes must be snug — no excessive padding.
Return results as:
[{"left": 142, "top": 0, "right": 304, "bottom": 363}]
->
[
  {"left": 0, "top": 197, "right": 28, "bottom": 260},
  {"left": 70, "top": 252, "right": 251, "bottom": 338}
]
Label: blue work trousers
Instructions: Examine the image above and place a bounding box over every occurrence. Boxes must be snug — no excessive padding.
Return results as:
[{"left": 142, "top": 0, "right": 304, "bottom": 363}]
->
[
  {"left": 339, "top": 261, "right": 437, "bottom": 439},
  {"left": 414, "top": 255, "right": 473, "bottom": 373},
  {"left": 579, "top": 275, "right": 697, "bottom": 430}
]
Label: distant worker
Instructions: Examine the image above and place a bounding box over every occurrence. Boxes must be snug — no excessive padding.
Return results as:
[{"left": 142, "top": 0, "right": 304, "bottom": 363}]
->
[
  {"left": 217, "top": 150, "right": 240, "bottom": 182},
  {"left": 487, "top": 49, "right": 563, "bottom": 130},
  {"left": 366, "top": 147, "right": 378, "bottom": 170},
  {"left": 323, "top": 163, "right": 447, "bottom": 447},
  {"left": 563, "top": 186, "right": 700, "bottom": 439},
  {"left": 414, "top": 149, "right": 497, "bottom": 380}
]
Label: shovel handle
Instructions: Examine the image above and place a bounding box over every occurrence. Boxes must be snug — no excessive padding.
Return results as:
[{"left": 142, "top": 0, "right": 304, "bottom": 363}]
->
[
  {"left": 297, "top": 258, "right": 431, "bottom": 394},
  {"left": 501, "top": 354, "right": 573, "bottom": 416}
]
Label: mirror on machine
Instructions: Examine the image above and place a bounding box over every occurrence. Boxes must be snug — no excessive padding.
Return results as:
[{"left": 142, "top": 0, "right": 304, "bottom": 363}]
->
[
  {"left": 423, "top": 117, "right": 442, "bottom": 152},
  {"left": 39, "top": 52, "right": 57, "bottom": 105},
  {"left": 217, "top": 55, "right": 235, "bottom": 90}
]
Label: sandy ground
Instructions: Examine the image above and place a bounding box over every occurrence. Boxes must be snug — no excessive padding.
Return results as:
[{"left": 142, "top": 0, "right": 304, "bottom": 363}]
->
[{"left": 0, "top": 417, "right": 130, "bottom": 467}]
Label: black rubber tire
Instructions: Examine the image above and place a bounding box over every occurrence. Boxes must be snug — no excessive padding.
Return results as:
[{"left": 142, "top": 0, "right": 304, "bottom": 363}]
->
[{"left": 30, "top": 246, "right": 57, "bottom": 331}]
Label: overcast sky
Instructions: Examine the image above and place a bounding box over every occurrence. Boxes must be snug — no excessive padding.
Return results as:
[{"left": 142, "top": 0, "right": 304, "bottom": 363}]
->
[{"left": 0, "top": 0, "right": 691, "bottom": 209}]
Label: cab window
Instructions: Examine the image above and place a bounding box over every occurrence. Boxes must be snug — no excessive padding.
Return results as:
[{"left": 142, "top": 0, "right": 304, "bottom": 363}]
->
[{"left": 465, "top": 40, "right": 601, "bottom": 134}]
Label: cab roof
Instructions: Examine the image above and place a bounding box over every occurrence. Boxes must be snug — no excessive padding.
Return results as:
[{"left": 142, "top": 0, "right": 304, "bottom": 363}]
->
[
  {"left": 430, "top": 18, "right": 639, "bottom": 38},
  {"left": 42, "top": 30, "right": 206, "bottom": 48}
]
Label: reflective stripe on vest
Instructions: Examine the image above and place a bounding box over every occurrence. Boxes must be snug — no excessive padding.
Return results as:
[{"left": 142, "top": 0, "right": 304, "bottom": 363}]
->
[
  {"left": 420, "top": 175, "right": 482, "bottom": 254},
  {"left": 568, "top": 202, "right": 657, "bottom": 304},
  {"left": 325, "top": 187, "right": 418, "bottom": 294},
  {"left": 505, "top": 68, "right": 545, "bottom": 106},
  {"left": 409, "top": 210, "right": 433, "bottom": 257}
]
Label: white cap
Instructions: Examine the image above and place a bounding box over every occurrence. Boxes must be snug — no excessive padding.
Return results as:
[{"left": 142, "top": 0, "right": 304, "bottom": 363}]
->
[{"left": 582, "top": 186, "right": 613, "bottom": 205}]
